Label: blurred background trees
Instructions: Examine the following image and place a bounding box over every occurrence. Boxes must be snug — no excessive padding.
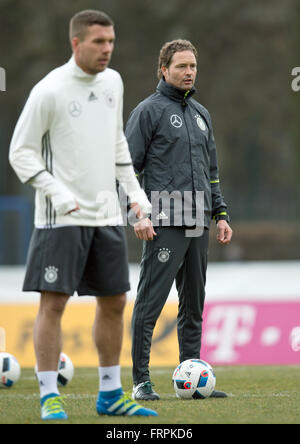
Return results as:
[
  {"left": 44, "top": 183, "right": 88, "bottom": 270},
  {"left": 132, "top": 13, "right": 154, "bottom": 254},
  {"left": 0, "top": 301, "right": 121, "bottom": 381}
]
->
[{"left": 0, "top": 0, "right": 299, "bottom": 263}]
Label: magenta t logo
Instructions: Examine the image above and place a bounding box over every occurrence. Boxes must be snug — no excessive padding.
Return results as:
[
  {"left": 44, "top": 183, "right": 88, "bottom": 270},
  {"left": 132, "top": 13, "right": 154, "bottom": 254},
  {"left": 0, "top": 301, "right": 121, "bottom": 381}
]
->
[{"left": 0, "top": 67, "right": 6, "bottom": 91}]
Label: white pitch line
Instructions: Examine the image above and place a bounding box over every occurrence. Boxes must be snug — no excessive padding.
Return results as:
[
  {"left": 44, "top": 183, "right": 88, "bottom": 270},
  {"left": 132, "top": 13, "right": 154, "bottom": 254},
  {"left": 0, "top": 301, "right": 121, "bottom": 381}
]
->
[{"left": 1, "top": 392, "right": 297, "bottom": 401}]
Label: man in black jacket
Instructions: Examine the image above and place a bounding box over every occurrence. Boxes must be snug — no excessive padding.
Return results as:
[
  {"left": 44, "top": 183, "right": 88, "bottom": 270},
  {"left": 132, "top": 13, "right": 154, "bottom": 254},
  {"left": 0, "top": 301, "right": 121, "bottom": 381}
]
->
[{"left": 125, "top": 40, "right": 233, "bottom": 401}]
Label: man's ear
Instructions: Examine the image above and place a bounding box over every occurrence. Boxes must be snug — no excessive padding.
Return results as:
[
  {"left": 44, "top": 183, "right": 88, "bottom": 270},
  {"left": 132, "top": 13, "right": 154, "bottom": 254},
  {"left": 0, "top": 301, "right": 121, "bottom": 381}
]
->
[
  {"left": 161, "top": 66, "right": 167, "bottom": 78},
  {"left": 71, "top": 37, "right": 80, "bottom": 53}
]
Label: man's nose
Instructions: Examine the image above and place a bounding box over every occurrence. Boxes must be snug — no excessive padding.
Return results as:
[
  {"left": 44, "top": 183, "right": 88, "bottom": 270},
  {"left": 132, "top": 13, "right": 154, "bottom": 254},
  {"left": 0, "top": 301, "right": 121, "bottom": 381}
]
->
[
  {"left": 103, "top": 41, "right": 113, "bottom": 53},
  {"left": 185, "top": 66, "right": 194, "bottom": 76}
]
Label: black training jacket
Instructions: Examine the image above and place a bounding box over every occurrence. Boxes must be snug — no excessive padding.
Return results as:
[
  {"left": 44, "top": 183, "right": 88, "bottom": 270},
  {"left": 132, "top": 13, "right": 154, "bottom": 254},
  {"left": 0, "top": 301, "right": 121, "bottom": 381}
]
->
[{"left": 125, "top": 79, "right": 229, "bottom": 228}]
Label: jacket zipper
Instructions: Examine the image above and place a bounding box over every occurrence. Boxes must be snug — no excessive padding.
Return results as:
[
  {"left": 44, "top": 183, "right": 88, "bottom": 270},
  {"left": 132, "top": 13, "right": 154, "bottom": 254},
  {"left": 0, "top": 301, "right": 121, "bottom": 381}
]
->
[
  {"left": 182, "top": 99, "right": 197, "bottom": 222},
  {"left": 182, "top": 99, "right": 196, "bottom": 195}
]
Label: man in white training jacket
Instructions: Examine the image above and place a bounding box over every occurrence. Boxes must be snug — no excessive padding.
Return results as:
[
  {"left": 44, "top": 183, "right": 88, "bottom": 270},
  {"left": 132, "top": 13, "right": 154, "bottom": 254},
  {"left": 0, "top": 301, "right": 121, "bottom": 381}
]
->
[{"left": 9, "top": 10, "right": 157, "bottom": 420}]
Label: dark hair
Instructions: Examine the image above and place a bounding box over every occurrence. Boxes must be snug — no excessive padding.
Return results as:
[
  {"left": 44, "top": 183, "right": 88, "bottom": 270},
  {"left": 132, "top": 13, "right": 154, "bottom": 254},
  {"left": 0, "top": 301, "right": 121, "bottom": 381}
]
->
[
  {"left": 69, "top": 10, "right": 114, "bottom": 41},
  {"left": 157, "top": 39, "right": 198, "bottom": 79}
]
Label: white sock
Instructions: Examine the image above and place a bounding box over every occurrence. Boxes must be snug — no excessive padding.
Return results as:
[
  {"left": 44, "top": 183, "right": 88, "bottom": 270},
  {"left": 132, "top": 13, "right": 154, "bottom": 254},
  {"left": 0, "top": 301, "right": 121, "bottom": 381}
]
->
[
  {"left": 37, "top": 371, "right": 60, "bottom": 399},
  {"left": 99, "top": 365, "right": 122, "bottom": 392}
]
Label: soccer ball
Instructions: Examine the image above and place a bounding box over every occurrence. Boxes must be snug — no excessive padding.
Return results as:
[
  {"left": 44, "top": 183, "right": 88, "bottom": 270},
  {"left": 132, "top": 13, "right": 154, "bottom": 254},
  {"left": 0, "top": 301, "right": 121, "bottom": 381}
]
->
[
  {"left": 34, "top": 352, "right": 74, "bottom": 387},
  {"left": 172, "top": 359, "right": 216, "bottom": 399},
  {"left": 57, "top": 353, "right": 74, "bottom": 387},
  {"left": 0, "top": 352, "right": 21, "bottom": 388}
]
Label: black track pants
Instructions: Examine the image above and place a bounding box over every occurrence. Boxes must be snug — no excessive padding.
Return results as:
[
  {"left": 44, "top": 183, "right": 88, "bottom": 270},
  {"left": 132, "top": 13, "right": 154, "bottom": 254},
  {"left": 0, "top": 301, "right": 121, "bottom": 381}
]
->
[{"left": 131, "top": 227, "right": 209, "bottom": 384}]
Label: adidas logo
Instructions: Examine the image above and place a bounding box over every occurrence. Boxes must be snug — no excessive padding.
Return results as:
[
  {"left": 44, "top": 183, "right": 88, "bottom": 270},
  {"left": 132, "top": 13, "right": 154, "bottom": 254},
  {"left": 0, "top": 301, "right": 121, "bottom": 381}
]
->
[
  {"left": 102, "top": 375, "right": 112, "bottom": 381},
  {"left": 88, "top": 92, "right": 98, "bottom": 101},
  {"left": 156, "top": 211, "right": 169, "bottom": 220}
]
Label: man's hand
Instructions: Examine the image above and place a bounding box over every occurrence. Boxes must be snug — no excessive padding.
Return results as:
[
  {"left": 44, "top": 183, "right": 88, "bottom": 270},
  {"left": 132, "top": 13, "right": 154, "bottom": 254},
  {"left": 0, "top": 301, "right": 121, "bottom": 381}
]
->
[
  {"left": 217, "top": 220, "right": 233, "bottom": 245},
  {"left": 131, "top": 202, "right": 157, "bottom": 241},
  {"left": 134, "top": 217, "right": 157, "bottom": 241}
]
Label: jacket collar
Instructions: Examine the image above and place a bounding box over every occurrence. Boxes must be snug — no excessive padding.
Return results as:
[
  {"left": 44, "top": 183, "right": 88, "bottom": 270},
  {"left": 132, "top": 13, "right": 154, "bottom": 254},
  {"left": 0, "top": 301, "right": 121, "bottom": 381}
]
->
[{"left": 157, "top": 79, "right": 196, "bottom": 103}]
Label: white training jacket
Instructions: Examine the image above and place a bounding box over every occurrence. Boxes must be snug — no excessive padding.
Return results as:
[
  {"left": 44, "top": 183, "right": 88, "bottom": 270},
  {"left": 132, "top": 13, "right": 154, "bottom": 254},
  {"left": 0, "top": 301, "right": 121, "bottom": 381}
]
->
[{"left": 9, "top": 56, "right": 151, "bottom": 228}]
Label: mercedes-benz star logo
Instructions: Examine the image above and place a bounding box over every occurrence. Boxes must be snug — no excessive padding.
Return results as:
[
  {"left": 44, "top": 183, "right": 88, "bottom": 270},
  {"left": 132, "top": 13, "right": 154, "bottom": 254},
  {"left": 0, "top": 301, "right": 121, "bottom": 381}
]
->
[
  {"left": 68, "top": 101, "right": 82, "bottom": 118},
  {"left": 170, "top": 114, "right": 183, "bottom": 128}
]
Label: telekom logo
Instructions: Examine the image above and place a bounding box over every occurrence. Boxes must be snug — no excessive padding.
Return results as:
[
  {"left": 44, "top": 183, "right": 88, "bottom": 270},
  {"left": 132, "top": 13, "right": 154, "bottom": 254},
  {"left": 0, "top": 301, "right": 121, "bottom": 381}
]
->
[
  {"left": 204, "top": 305, "right": 256, "bottom": 362},
  {"left": 0, "top": 67, "right": 6, "bottom": 91},
  {"left": 203, "top": 302, "right": 300, "bottom": 365}
]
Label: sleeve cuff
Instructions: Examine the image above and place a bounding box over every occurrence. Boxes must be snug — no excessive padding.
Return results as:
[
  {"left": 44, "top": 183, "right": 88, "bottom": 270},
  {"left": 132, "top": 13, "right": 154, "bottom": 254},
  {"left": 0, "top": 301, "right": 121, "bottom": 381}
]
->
[{"left": 213, "top": 212, "right": 230, "bottom": 223}]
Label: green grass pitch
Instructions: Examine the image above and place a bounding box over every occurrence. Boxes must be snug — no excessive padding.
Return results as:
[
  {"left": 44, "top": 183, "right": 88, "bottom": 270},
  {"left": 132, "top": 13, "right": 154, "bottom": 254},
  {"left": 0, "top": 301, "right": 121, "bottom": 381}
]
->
[{"left": 0, "top": 366, "right": 300, "bottom": 424}]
